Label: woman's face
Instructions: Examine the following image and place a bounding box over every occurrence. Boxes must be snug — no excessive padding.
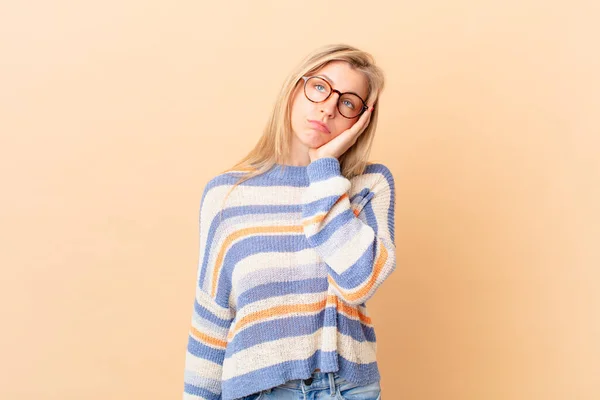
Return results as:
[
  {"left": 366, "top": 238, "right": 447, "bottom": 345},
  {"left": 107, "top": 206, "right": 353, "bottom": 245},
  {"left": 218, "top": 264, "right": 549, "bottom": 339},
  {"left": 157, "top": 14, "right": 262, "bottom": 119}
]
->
[{"left": 290, "top": 61, "right": 369, "bottom": 150}]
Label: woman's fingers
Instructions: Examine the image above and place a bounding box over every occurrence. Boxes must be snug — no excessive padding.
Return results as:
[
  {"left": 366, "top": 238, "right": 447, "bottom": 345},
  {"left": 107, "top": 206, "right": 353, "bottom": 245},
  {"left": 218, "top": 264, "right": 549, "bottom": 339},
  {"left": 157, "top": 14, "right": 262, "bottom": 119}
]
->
[{"left": 352, "top": 106, "right": 374, "bottom": 136}]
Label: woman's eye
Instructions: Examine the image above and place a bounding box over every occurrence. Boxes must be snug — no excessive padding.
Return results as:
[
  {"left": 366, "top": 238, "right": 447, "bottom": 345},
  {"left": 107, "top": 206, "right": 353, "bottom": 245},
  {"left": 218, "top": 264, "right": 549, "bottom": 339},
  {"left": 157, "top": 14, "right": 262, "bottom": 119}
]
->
[
  {"left": 342, "top": 100, "right": 355, "bottom": 109},
  {"left": 315, "top": 84, "right": 326, "bottom": 92}
]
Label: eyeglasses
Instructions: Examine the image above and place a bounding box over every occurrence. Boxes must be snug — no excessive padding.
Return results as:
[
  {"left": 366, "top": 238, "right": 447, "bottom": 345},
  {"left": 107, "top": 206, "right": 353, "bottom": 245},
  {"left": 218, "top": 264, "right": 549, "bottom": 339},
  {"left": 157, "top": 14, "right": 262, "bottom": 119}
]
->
[{"left": 301, "top": 76, "right": 368, "bottom": 119}]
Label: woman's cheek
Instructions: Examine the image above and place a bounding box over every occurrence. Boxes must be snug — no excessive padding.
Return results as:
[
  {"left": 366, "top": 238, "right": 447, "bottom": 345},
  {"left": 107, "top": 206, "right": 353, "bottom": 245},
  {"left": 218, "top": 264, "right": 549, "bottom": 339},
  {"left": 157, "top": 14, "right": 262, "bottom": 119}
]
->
[{"left": 328, "top": 130, "right": 343, "bottom": 141}]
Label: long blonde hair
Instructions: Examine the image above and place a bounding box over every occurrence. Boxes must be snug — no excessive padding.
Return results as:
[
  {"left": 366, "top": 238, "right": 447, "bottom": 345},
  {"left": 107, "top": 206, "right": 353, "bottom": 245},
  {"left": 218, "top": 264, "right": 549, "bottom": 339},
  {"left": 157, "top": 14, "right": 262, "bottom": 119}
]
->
[{"left": 217, "top": 44, "right": 385, "bottom": 219}]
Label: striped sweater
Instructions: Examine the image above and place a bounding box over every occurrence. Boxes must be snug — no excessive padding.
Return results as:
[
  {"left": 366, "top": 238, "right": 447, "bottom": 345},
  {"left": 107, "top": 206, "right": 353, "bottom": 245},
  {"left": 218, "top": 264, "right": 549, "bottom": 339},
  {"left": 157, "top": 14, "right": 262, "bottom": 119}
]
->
[{"left": 183, "top": 156, "right": 396, "bottom": 400}]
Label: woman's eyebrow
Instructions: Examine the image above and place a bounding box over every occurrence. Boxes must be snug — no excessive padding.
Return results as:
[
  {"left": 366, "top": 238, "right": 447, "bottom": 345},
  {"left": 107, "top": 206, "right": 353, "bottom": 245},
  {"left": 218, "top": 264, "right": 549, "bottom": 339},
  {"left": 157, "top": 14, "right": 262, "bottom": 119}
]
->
[
  {"left": 319, "top": 74, "right": 335, "bottom": 85},
  {"left": 318, "top": 74, "right": 364, "bottom": 97}
]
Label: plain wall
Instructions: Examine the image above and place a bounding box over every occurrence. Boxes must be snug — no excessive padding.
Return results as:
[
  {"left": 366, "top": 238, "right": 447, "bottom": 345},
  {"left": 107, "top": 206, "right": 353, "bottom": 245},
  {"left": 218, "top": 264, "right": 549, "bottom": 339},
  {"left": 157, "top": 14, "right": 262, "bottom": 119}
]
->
[{"left": 1, "top": 1, "right": 598, "bottom": 399}]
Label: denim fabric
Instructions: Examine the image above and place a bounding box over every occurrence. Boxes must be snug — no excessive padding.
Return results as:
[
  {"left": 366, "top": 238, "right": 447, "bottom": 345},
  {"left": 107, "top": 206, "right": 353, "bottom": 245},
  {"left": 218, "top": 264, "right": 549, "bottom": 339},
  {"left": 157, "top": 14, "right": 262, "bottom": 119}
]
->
[{"left": 237, "top": 370, "right": 381, "bottom": 400}]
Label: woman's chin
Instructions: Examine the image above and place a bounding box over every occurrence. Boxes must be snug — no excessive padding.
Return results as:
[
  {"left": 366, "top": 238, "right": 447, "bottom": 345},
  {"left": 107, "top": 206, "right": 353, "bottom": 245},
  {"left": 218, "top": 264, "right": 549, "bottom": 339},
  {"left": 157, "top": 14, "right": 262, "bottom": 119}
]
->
[{"left": 302, "top": 130, "right": 331, "bottom": 147}]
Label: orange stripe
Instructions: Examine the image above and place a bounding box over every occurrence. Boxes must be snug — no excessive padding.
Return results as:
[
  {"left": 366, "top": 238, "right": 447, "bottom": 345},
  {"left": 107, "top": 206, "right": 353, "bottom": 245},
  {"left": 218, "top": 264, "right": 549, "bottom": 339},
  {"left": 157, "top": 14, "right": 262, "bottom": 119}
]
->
[
  {"left": 227, "top": 298, "right": 329, "bottom": 340},
  {"left": 336, "top": 193, "right": 349, "bottom": 204},
  {"left": 302, "top": 213, "right": 326, "bottom": 227},
  {"left": 226, "top": 295, "right": 371, "bottom": 341},
  {"left": 327, "top": 244, "right": 388, "bottom": 304},
  {"left": 210, "top": 225, "right": 303, "bottom": 297},
  {"left": 190, "top": 326, "right": 228, "bottom": 349},
  {"left": 302, "top": 193, "right": 350, "bottom": 228},
  {"left": 336, "top": 299, "right": 373, "bottom": 325}
]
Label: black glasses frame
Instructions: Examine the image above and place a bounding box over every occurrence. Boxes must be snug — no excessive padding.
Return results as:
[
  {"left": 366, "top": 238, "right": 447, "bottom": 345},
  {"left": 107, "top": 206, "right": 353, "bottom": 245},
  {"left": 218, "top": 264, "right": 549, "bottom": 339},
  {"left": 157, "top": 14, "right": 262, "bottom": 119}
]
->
[{"left": 301, "top": 76, "right": 368, "bottom": 119}]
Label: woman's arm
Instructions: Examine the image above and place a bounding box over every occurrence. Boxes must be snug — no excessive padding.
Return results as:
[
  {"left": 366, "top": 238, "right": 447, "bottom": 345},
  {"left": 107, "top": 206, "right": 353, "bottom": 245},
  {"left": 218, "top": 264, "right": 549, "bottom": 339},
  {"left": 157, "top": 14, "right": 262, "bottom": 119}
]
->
[
  {"left": 183, "top": 185, "right": 234, "bottom": 400},
  {"left": 301, "top": 157, "right": 396, "bottom": 306}
]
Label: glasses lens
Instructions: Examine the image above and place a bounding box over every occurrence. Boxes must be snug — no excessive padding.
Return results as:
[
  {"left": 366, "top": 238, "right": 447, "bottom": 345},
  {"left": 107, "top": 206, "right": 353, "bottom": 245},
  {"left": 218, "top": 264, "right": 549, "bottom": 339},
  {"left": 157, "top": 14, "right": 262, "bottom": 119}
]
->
[
  {"left": 304, "top": 77, "right": 331, "bottom": 102},
  {"left": 338, "top": 93, "right": 364, "bottom": 118}
]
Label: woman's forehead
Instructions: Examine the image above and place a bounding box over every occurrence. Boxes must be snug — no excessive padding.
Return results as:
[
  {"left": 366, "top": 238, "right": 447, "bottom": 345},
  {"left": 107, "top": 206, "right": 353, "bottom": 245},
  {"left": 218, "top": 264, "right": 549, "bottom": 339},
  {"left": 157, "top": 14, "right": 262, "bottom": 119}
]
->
[{"left": 313, "top": 62, "right": 368, "bottom": 97}]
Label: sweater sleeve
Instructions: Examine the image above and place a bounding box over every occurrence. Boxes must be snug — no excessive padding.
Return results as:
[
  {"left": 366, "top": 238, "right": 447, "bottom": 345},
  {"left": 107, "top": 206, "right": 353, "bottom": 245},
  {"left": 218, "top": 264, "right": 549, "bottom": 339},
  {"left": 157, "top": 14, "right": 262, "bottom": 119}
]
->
[
  {"left": 183, "top": 185, "right": 235, "bottom": 400},
  {"left": 301, "top": 157, "right": 396, "bottom": 306}
]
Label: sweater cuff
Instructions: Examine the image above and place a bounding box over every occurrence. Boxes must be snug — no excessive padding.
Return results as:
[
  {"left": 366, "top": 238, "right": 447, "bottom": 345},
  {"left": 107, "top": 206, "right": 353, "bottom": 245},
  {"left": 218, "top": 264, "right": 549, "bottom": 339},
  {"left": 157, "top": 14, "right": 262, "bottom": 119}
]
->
[{"left": 306, "top": 157, "right": 341, "bottom": 181}]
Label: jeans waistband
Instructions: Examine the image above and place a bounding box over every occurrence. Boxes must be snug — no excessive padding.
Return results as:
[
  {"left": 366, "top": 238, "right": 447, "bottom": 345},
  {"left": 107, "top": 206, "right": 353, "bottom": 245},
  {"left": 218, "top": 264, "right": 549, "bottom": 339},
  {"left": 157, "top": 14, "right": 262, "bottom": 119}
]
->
[{"left": 265, "top": 371, "right": 341, "bottom": 396}]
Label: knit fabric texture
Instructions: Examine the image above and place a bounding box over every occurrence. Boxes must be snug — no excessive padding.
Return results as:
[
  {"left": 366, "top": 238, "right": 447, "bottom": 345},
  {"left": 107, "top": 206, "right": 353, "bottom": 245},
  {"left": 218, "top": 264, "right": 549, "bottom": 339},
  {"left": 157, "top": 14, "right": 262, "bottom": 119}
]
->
[{"left": 182, "top": 156, "right": 396, "bottom": 400}]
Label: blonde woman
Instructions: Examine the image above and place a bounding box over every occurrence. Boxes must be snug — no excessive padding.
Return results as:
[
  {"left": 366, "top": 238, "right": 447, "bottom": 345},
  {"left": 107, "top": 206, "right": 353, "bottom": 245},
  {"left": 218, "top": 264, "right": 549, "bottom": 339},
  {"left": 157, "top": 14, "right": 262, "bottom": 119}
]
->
[{"left": 183, "top": 44, "right": 395, "bottom": 400}]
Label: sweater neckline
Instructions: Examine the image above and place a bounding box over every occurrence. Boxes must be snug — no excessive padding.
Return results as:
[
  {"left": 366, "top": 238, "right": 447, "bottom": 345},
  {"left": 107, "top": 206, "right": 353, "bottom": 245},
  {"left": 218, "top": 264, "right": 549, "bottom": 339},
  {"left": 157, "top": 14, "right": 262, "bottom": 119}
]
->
[{"left": 260, "top": 163, "right": 309, "bottom": 185}]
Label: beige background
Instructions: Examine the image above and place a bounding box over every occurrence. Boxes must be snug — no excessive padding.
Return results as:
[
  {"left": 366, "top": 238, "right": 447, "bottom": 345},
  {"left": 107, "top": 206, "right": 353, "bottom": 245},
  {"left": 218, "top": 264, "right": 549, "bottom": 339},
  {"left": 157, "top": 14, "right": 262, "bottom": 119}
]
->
[{"left": 1, "top": 1, "right": 599, "bottom": 399}]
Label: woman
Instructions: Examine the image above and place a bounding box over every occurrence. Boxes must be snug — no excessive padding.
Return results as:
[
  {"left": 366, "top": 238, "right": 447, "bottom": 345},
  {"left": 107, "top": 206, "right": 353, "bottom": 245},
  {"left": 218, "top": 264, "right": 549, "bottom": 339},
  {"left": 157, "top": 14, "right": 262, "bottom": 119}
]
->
[{"left": 183, "top": 43, "right": 395, "bottom": 400}]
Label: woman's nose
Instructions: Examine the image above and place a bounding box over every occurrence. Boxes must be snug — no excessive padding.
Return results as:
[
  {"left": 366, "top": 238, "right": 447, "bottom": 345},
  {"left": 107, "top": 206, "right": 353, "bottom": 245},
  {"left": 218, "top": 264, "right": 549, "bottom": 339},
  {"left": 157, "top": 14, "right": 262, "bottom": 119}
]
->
[{"left": 320, "top": 92, "right": 340, "bottom": 116}]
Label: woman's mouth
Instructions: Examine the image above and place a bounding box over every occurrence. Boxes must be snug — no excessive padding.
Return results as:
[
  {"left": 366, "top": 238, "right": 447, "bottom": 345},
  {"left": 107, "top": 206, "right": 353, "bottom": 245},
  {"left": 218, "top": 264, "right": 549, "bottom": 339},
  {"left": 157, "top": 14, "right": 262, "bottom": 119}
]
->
[{"left": 307, "top": 119, "right": 330, "bottom": 134}]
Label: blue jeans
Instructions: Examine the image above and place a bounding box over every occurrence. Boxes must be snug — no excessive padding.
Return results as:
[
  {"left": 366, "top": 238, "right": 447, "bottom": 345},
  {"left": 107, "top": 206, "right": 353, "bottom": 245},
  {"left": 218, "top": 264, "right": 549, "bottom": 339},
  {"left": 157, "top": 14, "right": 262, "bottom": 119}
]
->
[{"left": 237, "top": 370, "right": 381, "bottom": 400}]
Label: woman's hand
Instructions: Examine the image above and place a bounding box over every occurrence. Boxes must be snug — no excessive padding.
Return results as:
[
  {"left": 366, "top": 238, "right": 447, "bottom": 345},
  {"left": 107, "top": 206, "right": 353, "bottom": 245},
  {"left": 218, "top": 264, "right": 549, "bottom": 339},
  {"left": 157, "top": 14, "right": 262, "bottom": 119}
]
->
[{"left": 308, "top": 105, "right": 376, "bottom": 162}]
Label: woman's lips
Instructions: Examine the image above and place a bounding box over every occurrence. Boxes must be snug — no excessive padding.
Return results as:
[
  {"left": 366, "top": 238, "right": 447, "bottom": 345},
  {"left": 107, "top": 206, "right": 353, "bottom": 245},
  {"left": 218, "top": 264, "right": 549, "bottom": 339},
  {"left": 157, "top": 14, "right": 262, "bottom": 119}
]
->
[{"left": 307, "top": 120, "right": 330, "bottom": 134}]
